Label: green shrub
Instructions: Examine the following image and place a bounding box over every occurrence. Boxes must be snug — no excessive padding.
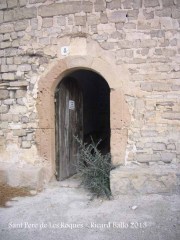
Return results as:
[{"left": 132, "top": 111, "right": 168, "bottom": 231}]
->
[{"left": 75, "top": 136, "right": 112, "bottom": 199}]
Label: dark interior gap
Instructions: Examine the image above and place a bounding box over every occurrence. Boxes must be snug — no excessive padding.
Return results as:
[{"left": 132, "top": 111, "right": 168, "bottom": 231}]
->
[{"left": 69, "top": 69, "right": 110, "bottom": 154}]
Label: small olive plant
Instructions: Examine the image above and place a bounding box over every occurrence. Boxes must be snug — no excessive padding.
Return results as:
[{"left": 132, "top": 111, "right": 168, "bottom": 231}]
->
[{"left": 74, "top": 136, "right": 112, "bottom": 199}]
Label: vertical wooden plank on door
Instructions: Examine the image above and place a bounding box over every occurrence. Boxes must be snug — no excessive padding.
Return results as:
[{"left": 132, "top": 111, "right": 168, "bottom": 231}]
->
[
  {"left": 55, "top": 77, "right": 83, "bottom": 180},
  {"left": 68, "top": 79, "right": 83, "bottom": 176}
]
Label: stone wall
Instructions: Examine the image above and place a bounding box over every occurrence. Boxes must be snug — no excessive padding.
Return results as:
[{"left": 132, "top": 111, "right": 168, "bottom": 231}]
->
[{"left": 0, "top": 0, "right": 180, "bottom": 189}]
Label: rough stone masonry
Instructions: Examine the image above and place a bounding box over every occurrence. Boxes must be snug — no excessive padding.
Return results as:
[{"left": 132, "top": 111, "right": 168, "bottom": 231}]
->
[{"left": 0, "top": 0, "right": 180, "bottom": 194}]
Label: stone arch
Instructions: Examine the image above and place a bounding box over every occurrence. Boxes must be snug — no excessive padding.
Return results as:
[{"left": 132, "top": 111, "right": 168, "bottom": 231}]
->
[{"left": 36, "top": 56, "right": 130, "bottom": 180}]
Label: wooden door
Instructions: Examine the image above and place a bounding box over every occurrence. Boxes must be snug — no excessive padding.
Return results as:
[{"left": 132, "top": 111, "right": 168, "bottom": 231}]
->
[{"left": 55, "top": 77, "right": 83, "bottom": 180}]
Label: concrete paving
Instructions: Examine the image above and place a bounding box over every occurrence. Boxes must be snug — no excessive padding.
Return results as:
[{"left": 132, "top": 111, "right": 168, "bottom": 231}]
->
[{"left": 0, "top": 181, "right": 180, "bottom": 240}]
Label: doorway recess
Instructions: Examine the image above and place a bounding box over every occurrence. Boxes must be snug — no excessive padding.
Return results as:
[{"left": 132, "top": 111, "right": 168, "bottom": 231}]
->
[{"left": 55, "top": 69, "right": 110, "bottom": 181}]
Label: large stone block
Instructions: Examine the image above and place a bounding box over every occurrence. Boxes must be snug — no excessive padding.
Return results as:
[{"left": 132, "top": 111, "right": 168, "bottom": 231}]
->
[
  {"left": 144, "top": 0, "right": 159, "bottom": 8},
  {"left": 4, "top": 99, "right": 15, "bottom": 105},
  {"left": 13, "top": 129, "right": 27, "bottom": 136},
  {"left": 0, "top": 105, "right": 9, "bottom": 114},
  {"left": 4, "top": 48, "right": 17, "bottom": 57},
  {"left": 2, "top": 72, "right": 15, "bottom": 80},
  {"left": 0, "top": 23, "right": 14, "bottom": 33},
  {"left": 172, "top": 8, "right": 180, "bottom": 19},
  {"left": 94, "top": 0, "right": 106, "bottom": 11},
  {"left": 15, "top": 7, "right": 37, "bottom": 20},
  {"left": 14, "top": 20, "right": 29, "bottom": 31},
  {"left": 4, "top": 6, "right": 37, "bottom": 22},
  {"left": 143, "top": 9, "right": 154, "bottom": 19},
  {"left": 162, "top": 0, "right": 175, "bottom": 7},
  {"left": 161, "top": 48, "right": 176, "bottom": 57},
  {"left": 122, "top": 0, "right": 133, "bottom": 9},
  {"left": 10, "top": 81, "right": 28, "bottom": 87},
  {"left": 15, "top": 90, "right": 26, "bottom": 98},
  {"left": 118, "top": 40, "right": 133, "bottom": 48},
  {"left": 155, "top": 7, "right": 172, "bottom": 17},
  {"left": 152, "top": 82, "right": 171, "bottom": 92},
  {"left": 138, "top": 39, "right": 157, "bottom": 48},
  {"left": 140, "top": 82, "right": 152, "bottom": 92},
  {"left": 19, "top": 0, "right": 27, "bottom": 7},
  {"left": 38, "top": 2, "right": 93, "bottom": 17},
  {"left": 0, "top": 0, "right": 7, "bottom": 10},
  {"left": 21, "top": 141, "right": 32, "bottom": 149},
  {"left": 0, "top": 41, "right": 12, "bottom": 49},
  {"left": 135, "top": 153, "right": 161, "bottom": 163},
  {"left": 107, "top": 0, "right": 121, "bottom": 10},
  {"left": 133, "top": 0, "right": 142, "bottom": 9},
  {"left": 0, "top": 90, "right": 9, "bottom": 100},
  {"left": 42, "top": 18, "right": 53, "bottom": 28},
  {"left": 17, "top": 64, "right": 31, "bottom": 72},
  {"left": 7, "top": 0, "right": 18, "bottom": 8},
  {"left": 151, "top": 30, "right": 165, "bottom": 38},
  {"left": 145, "top": 143, "right": 166, "bottom": 151},
  {"left": 127, "top": 10, "right": 139, "bottom": 20},
  {"left": 162, "top": 112, "right": 180, "bottom": 120},
  {"left": 141, "top": 130, "right": 158, "bottom": 137},
  {"left": 4, "top": 9, "right": 14, "bottom": 22},
  {"left": 0, "top": 10, "right": 3, "bottom": 23},
  {"left": 160, "top": 152, "right": 176, "bottom": 163},
  {"left": 75, "top": 16, "right": 86, "bottom": 26},
  {"left": 109, "top": 10, "right": 127, "bottom": 23}
]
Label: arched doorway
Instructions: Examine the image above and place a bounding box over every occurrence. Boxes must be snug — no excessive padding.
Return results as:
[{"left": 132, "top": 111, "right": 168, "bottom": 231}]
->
[{"left": 55, "top": 69, "right": 110, "bottom": 181}]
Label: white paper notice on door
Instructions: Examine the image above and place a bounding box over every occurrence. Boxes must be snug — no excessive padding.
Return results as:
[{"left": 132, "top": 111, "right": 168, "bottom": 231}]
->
[{"left": 69, "top": 100, "right": 75, "bottom": 110}]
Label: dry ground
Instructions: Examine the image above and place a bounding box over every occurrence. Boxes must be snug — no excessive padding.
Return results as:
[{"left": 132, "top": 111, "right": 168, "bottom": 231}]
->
[
  {"left": 0, "top": 181, "right": 180, "bottom": 240},
  {"left": 0, "top": 184, "right": 34, "bottom": 207}
]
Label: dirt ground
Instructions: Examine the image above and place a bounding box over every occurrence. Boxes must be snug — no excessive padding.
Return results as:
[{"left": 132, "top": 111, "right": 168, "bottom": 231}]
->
[
  {"left": 0, "top": 184, "right": 34, "bottom": 207},
  {"left": 0, "top": 181, "right": 180, "bottom": 240}
]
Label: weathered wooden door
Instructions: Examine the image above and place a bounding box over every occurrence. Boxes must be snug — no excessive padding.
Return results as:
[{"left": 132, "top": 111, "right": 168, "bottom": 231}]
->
[{"left": 55, "top": 77, "right": 83, "bottom": 180}]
